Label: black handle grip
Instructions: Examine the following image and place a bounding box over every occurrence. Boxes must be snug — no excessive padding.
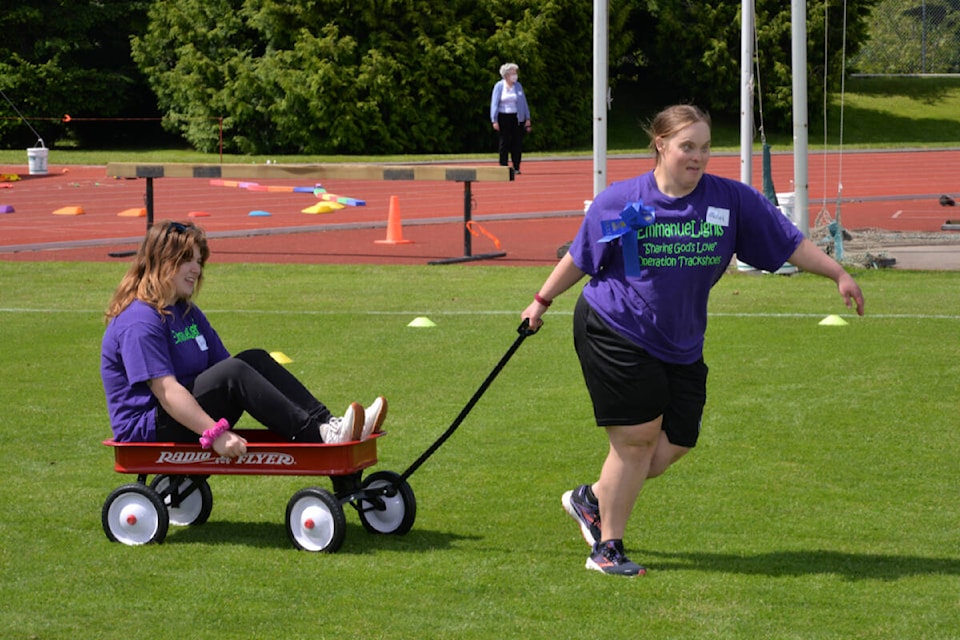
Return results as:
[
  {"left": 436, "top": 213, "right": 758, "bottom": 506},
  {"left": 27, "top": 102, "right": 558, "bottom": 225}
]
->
[{"left": 518, "top": 318, "right": 539, "bottom": 336}]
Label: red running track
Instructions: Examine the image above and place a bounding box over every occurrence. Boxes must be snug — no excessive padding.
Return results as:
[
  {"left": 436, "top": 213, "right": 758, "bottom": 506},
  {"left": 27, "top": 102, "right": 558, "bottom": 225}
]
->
[{"left": 1, "top": 150, "right": 958, "bottom": 265}]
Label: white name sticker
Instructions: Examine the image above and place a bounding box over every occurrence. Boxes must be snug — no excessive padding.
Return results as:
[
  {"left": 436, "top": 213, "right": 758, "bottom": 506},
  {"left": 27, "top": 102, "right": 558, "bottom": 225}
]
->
[
  {"left": 196, "top": 335, "right": 208, "bottom": 351},
  {"left": 706, "top": 206, "right": 730, "bottom": 227}
]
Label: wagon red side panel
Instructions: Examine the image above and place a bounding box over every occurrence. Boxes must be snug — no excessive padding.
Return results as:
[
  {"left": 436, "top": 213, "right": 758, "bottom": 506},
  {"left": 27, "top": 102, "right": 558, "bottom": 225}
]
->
[{"left": 104, "top": 429, "right": 382, "bottom": 477}]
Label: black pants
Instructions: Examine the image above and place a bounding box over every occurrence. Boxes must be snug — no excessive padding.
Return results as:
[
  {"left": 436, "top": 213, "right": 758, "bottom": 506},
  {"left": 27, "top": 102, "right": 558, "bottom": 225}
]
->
[
  {"left": 497, "top": 112, "right": 524, "bottom": 171},
  {"left": 156, "top": 349, "right": 331, "bottom": 443}
]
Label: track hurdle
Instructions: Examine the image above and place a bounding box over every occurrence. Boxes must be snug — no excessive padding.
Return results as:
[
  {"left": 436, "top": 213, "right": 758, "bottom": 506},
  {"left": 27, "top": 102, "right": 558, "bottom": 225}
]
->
[{"left": 105, "top": 162, "right": 515, "bottom": 264}]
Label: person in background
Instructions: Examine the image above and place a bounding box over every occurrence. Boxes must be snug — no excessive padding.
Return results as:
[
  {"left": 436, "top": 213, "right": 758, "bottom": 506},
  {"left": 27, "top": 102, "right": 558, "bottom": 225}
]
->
[
  {"left": 490, "top": 62, "right": 532, "bottom": 174},
  {"left": 521, "top": 104, "right": 864, "bottom": 577},
  {"left": 101, "top": 220, "right": 387, "bottom": 459}
]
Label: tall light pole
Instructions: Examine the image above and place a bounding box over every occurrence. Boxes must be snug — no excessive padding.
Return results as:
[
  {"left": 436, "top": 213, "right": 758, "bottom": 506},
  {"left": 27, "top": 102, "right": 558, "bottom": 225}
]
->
[
  {"left": 792, "top": 0, "right": 810, "bottom": 236},
  {"left": 593, "top": 0, "right": 608, "bottom": 197},
  {"left": 740, "top": 0, "right": 755, "bottom": 186}
]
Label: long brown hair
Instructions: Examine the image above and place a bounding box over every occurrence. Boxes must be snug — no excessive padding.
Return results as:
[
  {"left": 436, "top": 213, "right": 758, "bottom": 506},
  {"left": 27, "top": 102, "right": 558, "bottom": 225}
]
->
[
  {"left": 104, "top": 220, "right": 210, "bottom": 322},
  {"left": 645, "top": 104, "right": 711, "bottom": 163}
]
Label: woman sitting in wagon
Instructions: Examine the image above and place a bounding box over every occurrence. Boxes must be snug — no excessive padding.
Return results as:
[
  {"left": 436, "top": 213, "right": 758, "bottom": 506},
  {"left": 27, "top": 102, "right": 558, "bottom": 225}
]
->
[{"left": 100, "top": 220, "right": 386, "bottom": 459}]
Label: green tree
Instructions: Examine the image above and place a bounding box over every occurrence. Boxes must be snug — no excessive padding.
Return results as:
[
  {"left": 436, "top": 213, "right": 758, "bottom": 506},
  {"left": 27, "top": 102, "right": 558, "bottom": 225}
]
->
[
  {"left": 851, "top": 0, "right": 960, "bottom": 74},
  {"left": 0, "top": 1, "right": 154, "bottom": 147},
  {"left": 132, "top": 0, "right": 603, "bottom": 154},
  {"left": 4, "top": 0, "right": 879, "bottom": 154}
]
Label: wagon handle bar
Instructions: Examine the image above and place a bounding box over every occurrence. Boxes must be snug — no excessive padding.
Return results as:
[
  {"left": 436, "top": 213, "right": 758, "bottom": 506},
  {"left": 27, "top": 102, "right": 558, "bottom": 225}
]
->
[{"left": 397, "top": 319, "right": 537, "bottom": 484}]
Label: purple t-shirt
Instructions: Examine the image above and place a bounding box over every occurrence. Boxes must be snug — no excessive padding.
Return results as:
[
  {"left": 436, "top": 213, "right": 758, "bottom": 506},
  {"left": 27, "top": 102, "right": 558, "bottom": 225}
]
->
[
  {"left": 101, "top": 300, "right": 230, "bottom": 442},
  {"left": 569, "top": 171, "right": 803, "bottom": 364}
]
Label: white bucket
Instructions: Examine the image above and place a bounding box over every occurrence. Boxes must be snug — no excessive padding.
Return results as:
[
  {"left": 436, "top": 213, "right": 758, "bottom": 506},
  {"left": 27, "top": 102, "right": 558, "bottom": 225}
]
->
[
  {"left": 27, "top": 140, "right": 48, "bottom": 175},
  {"left": 776, "top": 191, "right": 797, "bottom": 226},
  {"left": 736, "top": 192, "right": 800, "bottom": 274},
  {"left": 772, "top": 191, "right": 798, "bottom": 274}
]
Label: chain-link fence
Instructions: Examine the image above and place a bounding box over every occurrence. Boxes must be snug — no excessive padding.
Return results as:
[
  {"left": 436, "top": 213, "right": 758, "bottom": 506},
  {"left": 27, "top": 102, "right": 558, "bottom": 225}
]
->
[{"left": 850, "top": 0, "right": 960, "bottom": 74}]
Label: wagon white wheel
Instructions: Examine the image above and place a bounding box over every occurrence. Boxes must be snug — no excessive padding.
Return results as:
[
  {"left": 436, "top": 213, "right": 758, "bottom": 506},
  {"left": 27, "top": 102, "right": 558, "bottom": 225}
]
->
[
  {"left": 150, "top": 475, "right": 213, "bottom": 526},
  {"left": 358, "top": 470, "right": 416, "bottom": 535},
  {"left": 102, "top": 483, "right": 169, "bottom": 546},
  {"left": 285, "top": 487, "right": 345, "bottom": 553}
]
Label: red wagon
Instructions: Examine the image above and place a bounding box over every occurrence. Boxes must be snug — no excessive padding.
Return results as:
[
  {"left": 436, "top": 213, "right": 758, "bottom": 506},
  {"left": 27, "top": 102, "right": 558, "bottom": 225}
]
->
[
  {"left": 101, "top": 321, "right": 534, "bottom": 553},
  {"left": 101, "top": 429, "right": 416, "bottom": 552}
]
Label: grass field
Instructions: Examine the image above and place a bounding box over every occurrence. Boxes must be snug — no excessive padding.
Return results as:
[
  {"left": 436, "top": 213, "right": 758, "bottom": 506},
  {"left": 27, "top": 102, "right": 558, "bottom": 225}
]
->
[{"left": 1, "top": 261, "right": 958, "bottom": 639}]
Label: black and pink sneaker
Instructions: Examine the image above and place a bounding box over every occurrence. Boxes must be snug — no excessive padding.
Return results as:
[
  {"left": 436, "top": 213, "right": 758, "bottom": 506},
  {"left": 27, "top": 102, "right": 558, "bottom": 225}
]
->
[
  {"left": 561, "top": 484, "right": 602, "bottom": 546},
  {"left": 587, "top": 539, "right": 646, "bottom": 577}
]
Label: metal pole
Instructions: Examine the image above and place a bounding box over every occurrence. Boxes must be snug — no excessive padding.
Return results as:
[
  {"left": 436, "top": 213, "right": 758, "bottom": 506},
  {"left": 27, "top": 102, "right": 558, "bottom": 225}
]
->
[
  {"left": 145, "top": 177, "right": 155, "bottom": 229},
  {"left": 108, "top": 176, "right": 154, "bottom": 258},
  {"left": 922, "top": 0, "right": 927, "bottom": 73},
  {"left": 593, "top": 0, "right": 608, "bottom": 197},
  {"left": 740, "top": 0, "right": 755, "bottom": 186},
  {"left": 427, "top": 180, "right": 505, "bottom": 264},
  {"left": 463, "top": 180, "right": 472, "bottom": 257},
  {"left": 791, "top": 0, "right": 810, "bottom": 237}
]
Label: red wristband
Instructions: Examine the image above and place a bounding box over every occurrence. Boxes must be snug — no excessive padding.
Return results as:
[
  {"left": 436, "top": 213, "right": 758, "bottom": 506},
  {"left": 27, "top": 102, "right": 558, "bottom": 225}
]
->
[{"left": 534, "top": 293, "right": 552, "bottom": 307}]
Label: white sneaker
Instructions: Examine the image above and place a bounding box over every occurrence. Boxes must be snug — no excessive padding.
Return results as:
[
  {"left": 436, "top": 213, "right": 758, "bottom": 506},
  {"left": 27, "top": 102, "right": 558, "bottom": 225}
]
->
[
  {"left": 319, "top": 402, "right": 364, "bottom": 444},
  {"left": 362, "top": 396, "right": 388, "bottom": 439}
]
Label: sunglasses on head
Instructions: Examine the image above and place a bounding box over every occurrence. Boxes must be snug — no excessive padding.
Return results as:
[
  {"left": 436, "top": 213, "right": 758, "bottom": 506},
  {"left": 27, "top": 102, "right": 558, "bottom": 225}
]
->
[{"left": 162, "top": 221, "right": 193, "bottom": 241}]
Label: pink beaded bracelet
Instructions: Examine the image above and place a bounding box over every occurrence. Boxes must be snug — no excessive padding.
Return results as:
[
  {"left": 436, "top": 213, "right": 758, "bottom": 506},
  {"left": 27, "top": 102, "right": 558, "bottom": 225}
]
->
[{"left": 199, "top": 418, "right": 231, "bottom": 449}]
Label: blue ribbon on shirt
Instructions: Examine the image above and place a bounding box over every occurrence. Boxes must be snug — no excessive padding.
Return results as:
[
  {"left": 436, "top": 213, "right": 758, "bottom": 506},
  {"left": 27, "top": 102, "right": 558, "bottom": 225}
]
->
[{"left": 598, "top": 201, "right": 656, "bottom": 276}]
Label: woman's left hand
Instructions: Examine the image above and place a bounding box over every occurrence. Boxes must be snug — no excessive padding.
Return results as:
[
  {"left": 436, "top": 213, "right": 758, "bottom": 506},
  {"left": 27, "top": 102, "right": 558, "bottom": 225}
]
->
[{"left": 837, "top": 272, "right": 865, "bottom": 316}]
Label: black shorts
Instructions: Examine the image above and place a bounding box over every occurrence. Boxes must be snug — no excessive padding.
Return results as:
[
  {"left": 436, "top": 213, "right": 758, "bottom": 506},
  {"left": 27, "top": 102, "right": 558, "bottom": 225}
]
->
[{"left": 573, "top": 293, "right": 708, "bottom": 447}]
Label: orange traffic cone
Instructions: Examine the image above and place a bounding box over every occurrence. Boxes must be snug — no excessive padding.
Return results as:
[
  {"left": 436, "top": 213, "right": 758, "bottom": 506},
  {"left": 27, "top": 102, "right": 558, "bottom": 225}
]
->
[{"left": 375, "top": 195, "right": 413, "bottom": 245}]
